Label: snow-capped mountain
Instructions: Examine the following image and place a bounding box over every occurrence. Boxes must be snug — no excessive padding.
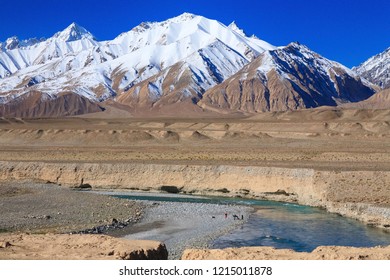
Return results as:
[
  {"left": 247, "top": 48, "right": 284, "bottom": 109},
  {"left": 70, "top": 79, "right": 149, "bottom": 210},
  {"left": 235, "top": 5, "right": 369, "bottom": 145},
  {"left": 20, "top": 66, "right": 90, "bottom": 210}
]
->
[
  {"left": 199, "top": 42, "right": 375, "bottom": 113},
  {"left": 0, "top": 13, "right": 276, "bottom": 117},
  {"left": 116, "top": 39, "right": 252, "bottom": 110},
  {"left": 0, "top": 23, "right": 98, "bottom": 79},
  {"left": 354, "top": 47, "right": 390, "bottom": 89},
  {"left": 0, "top": 13, "right": 377, "bottom": 117}
]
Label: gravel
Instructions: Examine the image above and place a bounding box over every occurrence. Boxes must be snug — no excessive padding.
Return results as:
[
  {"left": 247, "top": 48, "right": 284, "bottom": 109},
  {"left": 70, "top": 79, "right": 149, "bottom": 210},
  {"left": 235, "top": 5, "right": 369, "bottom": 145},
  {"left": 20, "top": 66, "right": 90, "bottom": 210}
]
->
[
  {"left": 118, "top": 199, "right": 253, "bottom": 260},
  {"left": 0, "top": 182, "right": 144, "bottom": 234}
]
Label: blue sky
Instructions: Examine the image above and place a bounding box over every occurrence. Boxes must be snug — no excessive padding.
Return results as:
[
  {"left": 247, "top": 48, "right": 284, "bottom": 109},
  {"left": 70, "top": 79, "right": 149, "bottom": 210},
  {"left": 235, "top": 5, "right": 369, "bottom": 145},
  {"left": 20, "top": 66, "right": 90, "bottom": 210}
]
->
[{"left": 0, "top": 0, "right": 389, "bottom": 67}]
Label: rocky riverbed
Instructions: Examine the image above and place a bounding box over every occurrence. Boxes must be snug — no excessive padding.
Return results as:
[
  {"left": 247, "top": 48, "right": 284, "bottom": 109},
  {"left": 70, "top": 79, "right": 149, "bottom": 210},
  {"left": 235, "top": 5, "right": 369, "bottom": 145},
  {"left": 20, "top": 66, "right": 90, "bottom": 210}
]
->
[{"left": 0, "top": 182, "right": 144, "bottom": 234}]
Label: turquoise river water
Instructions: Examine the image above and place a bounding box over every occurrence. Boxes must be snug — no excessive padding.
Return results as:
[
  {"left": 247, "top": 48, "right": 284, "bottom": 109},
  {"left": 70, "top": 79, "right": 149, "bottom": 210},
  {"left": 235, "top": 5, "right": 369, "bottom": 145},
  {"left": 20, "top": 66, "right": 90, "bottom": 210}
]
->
[{"left": 113, "top": 193, "right": 390, "bottom": 252}]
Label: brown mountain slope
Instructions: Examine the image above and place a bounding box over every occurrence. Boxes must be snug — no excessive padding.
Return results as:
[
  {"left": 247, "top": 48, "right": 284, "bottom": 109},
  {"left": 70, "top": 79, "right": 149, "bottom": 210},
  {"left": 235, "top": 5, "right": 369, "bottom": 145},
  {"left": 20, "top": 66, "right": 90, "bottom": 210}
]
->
[
  {"left": 0, "top": 91, "right": 104, "bottom": 118},
  {"left": 341, "top": 88, "right": 390, "bottom": 109}
]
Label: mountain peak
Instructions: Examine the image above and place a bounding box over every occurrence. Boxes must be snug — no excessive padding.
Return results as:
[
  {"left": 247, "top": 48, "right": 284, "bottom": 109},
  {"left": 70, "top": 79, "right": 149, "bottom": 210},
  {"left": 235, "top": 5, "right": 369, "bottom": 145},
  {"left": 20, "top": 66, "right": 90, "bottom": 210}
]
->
[
  {"left": 1, "top": 36, "right": 44, "bottom": 51},
  {"left": 228, "top": 21, "right": 246, "bottom": 37},
  {"left": 53, "top": 22, "right": 95, "bottom": 42},
  {"left": 172, "top": 12, "right": 197, "bottom": 22},
  {"left": 354, "top": 45, "right": 390, "bottom": 89},
  {"left": 287, "top": 41, "right": 304, "bottom": 49},
  {"left": 131, "top": 12, "right": 198, "bottom": 33},
  {"left": 4, "top": 36, "right": 20, "bottom": 50}
]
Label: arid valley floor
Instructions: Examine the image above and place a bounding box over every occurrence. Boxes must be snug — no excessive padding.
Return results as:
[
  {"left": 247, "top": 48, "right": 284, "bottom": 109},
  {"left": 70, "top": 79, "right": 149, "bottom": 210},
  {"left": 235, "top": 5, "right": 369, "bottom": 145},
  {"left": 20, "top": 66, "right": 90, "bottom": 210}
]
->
[{"left": 1, "top": 107, "right": 390, "bottom": 259}]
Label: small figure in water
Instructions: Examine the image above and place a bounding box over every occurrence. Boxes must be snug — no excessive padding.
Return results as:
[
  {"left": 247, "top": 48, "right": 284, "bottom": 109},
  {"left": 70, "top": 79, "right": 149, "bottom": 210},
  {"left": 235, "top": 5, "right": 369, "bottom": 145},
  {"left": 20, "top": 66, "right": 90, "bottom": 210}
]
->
[
  {"left": 233, "top": 214, "right": 239, "bottom": 220},
  {"left": 225, "top": 212, "right": 228, "bottom": 219},
  {"left": 241, "top": 215, "right": 244, "bottom": 220}
]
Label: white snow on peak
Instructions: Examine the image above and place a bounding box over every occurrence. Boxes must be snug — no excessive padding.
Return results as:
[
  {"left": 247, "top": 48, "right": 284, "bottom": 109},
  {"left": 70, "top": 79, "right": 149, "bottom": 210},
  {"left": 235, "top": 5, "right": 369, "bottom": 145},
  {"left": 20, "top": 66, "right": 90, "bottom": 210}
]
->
[
  {"left": 53, "top": 22, "right": 95, "bottom": 42},
  {"left": 130, "top": 12, "right": 197, "bottom": 33},
  {"left": 254, "top": 42, "right": 344, "bottom": 77},
  {"left": 168, "top": 12, "right": 197, "bottom": 23},
  {"left": 228, "top": 21, "right": 246, "bottom": 37},
  {"left": 0, "top": 36, "right": 44, "bottom": 51},
  {"left": 0, "top": 13, "right": 277, "bottom": 103},
  {"left": 354, "top": 47, "right": 390, "bottom": 88},
  {"left": 5, "top": 36, "right": 20, "bottom": 50}
]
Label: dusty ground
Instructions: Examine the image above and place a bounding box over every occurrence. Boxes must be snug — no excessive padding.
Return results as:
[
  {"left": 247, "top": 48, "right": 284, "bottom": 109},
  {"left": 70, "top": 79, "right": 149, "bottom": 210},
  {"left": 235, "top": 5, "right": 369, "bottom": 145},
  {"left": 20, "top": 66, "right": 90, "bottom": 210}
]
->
[{"left": 0, "top": 108, "right": 389, "bottom": 171}]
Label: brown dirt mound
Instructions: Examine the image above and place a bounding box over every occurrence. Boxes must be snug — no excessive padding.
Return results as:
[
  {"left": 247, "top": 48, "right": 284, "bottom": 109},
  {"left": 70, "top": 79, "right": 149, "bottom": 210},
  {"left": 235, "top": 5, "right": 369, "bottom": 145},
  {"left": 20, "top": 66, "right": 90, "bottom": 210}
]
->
[
  {"left": 0, "top": 234, "right": 168, "bottom": 260},
  {"left": 190, "top": 131, "right": 210, "bottom": 140}
]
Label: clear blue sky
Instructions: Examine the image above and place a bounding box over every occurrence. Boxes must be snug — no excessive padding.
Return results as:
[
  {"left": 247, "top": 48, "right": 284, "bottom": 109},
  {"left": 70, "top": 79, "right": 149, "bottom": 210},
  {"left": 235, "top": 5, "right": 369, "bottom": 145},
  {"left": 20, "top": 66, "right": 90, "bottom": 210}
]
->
[{"left": 1, "top": 0, "right": 389, "bottom": 67}]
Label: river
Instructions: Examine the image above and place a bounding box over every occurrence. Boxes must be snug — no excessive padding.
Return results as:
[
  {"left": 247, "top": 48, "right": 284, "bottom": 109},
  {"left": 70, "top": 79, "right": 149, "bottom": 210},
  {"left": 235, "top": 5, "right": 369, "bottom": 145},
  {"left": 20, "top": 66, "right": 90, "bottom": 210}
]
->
[{"left": 111, "top": 192, "right": 390, "bottom": 252}]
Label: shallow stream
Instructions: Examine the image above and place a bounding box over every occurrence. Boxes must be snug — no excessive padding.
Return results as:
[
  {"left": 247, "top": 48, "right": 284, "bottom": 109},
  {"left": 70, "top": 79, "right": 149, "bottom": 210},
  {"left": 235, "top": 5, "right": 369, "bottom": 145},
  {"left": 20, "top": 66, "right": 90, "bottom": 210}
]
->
[{"left": 112, "top": 192, "right": 390, "bottom": 252}]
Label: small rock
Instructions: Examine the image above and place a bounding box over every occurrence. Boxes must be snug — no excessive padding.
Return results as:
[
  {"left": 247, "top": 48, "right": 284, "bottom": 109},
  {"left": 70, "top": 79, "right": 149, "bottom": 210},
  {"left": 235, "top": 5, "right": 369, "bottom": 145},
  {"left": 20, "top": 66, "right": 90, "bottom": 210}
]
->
[
  {"left": 0, "top": 241, "right": 12, "bottom": 248},
  {"left": 107, "top": 250, "right": 115, "bottom": 256}
]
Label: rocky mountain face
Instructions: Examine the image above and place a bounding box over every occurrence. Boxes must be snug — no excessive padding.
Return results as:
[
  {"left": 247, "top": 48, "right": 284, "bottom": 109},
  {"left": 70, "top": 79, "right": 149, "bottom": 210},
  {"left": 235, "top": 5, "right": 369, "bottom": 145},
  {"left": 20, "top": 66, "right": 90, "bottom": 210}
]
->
[
  {"left": 354, "top": 47, "right": 390, "bottom": 89},
  {"left": 199, "top": 43, "right": 375, "bottom": 113},
  {"left": 0, "top": 13, "right": 378, "bottom": 117}
]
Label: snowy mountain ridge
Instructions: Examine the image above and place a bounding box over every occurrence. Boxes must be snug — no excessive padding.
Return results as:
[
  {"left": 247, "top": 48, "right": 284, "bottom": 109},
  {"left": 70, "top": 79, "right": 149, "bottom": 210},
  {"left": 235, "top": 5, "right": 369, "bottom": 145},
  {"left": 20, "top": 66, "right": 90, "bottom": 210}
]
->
[
  {"left": 0, "top": 13, "right": 275, "bottom": 101},
  {"left": 0, "top": 13, "right": 377, "bottom": 117},
  {"left": 353, "top": 47, "right": 390, "bottom": 89},
  {"left": 198, "top": 42, "right": 375, "bottom": 113}
]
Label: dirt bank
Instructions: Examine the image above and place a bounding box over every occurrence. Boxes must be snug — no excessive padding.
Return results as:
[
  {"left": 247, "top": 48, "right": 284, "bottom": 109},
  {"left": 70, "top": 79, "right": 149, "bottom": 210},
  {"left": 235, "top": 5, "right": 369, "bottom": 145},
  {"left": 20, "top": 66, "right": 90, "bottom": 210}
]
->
[
  {"left": 1, "top": 161, "right": 389, "bottom": 230},
  {"left": 181, "top": 245, "right": 390, "bottom": 260}
]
